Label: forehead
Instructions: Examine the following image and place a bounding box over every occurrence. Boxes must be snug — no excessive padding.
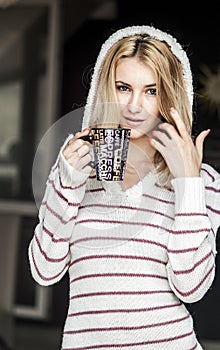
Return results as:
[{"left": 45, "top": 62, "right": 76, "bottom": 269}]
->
[{"left": 115, "top": 57, "right": 156, "bottom": 84}]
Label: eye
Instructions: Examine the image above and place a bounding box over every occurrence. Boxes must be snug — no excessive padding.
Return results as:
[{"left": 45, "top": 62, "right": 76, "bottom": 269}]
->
[
  {"left": 146, "top": 88, "right": 157, "bottom": 96},
  {"left": 116, "top": 84, "right": 130, "bottom": 92}
]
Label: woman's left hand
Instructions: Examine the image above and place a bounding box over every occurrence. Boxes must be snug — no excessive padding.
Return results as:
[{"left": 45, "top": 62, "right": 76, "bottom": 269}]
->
[{"left": 149, "top": 107, "right": 210, "bottom": 178}]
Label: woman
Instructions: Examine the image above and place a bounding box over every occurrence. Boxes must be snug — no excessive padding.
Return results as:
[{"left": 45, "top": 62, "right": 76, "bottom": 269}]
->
[{"left": 28, "top": 25, "right": 220, "bottom": 349}]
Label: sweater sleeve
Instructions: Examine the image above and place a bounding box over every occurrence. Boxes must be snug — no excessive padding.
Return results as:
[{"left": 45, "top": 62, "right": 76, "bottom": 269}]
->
[
  {"left": 166, "top": 163, "right": 220, "bottom": 303},
  {"left": 28, "top": 134, "right": 89, "bottom": 286}
]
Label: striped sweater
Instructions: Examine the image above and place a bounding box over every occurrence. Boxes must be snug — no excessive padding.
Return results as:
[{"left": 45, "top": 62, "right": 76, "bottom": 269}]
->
[{"left": 28, "top": 139, "right": 220, "bottom": 350}]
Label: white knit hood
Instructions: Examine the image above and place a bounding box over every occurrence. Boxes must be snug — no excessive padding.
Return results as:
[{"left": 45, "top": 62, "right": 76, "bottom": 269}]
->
[{"left": 82, "top": 25, "right": 193, "bottom": 130}]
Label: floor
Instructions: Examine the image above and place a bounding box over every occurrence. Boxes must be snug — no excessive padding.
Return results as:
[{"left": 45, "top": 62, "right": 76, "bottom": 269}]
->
[{"left": 10, "top": 321, "right": 220, "bottom": 350}]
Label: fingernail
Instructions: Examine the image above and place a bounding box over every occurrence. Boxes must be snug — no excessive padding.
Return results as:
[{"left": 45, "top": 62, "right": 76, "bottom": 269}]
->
[{"left": 82, "top": 127, "right": 91, "bottom": 132}]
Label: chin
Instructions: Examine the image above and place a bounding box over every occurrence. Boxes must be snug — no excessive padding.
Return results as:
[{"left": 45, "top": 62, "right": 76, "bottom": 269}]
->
[
  {"left": 129, "top": 129, "right": 147, "bottom": 139},
  {"left": 120, "top": 121, "right": 157, "bottom": 139}
]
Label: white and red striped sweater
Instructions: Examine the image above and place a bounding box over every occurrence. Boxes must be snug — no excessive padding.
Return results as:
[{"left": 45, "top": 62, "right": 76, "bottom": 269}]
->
[{"left": 28, "top": 142, "right": 220, "bottom": 350}]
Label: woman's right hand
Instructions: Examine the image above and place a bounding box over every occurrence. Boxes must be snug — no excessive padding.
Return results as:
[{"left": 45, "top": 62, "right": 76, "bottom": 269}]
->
[{"left": 62, "top": 128, "right": 93, "bottom": 174}]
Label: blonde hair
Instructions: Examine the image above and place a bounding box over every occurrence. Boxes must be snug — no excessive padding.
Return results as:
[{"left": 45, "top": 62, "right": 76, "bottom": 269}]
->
[{"left": 89, "top": 34, "right": 193, "bottom": 186}]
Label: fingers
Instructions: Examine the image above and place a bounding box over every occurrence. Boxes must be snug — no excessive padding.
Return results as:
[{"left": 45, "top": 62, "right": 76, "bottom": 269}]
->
[
  {"left": 63, "top": 139, "right": 85, "bottom": 158},
  {"left": 62, "top": 128, "right": 94, "bottom": 172},
  {"left": 155, "top": 108, "right": 191, "bottom": 144},
  {"left": 148, "top": 108, "right": 211, "bottom": 178},
  {"left": 68, "top": 128, "right": 91, "bottom": 146},
  {"left": 148, "top": 134, "right": 167, "bottom": 158},
  {"left": 195, "top": 129, "right": 211, "bottom": 162},
  {"left": 65, "top": 143, "right": 90, "bottom": 163},
  {"left": 150, "top": 123, "right": 177, "bottom": 151},
  {"left": 64, "top": 143, "right": 93, "bottom": 167},
  {"left": 169, "top": 107, "right": 189, "bottom": 139},
  {"left": 77, "top": 152, "right": 93, "bottom": 169}
]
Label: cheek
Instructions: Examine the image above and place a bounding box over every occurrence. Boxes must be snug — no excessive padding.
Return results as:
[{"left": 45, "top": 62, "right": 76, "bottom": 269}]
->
[
  {"left": 143, "top": 98, "right": 159, "bottom": 115},
  {"left": 116, "top": 91, "right": 129, "bottom": 105}
]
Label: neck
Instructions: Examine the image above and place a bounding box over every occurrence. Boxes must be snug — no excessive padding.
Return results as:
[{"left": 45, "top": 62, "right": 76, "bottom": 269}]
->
[{"left": 123, "top": 136, "right": 155, "bottom": 188}]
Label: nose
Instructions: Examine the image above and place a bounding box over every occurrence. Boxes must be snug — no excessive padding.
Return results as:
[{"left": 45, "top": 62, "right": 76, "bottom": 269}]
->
[{"left": 127, "top": 92, "right": 142, "bottom": 113}]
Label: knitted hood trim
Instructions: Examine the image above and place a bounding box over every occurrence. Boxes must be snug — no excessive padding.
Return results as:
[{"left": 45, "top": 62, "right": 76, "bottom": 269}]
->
[{"left": 82, "top": 25, "right": 193, "bottom": 129}]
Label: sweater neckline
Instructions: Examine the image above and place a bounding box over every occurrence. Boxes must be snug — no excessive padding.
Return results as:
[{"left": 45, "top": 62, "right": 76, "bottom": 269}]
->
[{"left": 101, "top": 169, "right": 157, "bottom": 197}]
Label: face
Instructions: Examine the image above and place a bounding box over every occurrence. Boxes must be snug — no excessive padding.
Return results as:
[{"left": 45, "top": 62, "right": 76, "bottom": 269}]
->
[{"left": 115, "top": 57, "right": 161, "bottom": 139}]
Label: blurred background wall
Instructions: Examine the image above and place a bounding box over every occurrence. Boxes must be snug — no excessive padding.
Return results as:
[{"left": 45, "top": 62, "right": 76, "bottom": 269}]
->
[{"left": 0, "top": 1, "right": 219, "bottom": 349}]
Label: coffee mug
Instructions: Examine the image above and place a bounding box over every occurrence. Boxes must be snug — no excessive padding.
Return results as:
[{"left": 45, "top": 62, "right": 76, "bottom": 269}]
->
[{"left": 80, "top": 128, "right": 131, "bottom": 181}]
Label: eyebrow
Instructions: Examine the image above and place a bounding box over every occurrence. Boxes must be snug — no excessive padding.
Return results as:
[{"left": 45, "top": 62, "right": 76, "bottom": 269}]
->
[{"left": 115, "top": 80, "right": 156, "bottom": 88}]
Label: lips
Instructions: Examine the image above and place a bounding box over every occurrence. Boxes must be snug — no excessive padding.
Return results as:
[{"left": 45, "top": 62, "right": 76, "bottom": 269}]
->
[{"left": 123, "top": 116, "right": 145, "bottom": 127}]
